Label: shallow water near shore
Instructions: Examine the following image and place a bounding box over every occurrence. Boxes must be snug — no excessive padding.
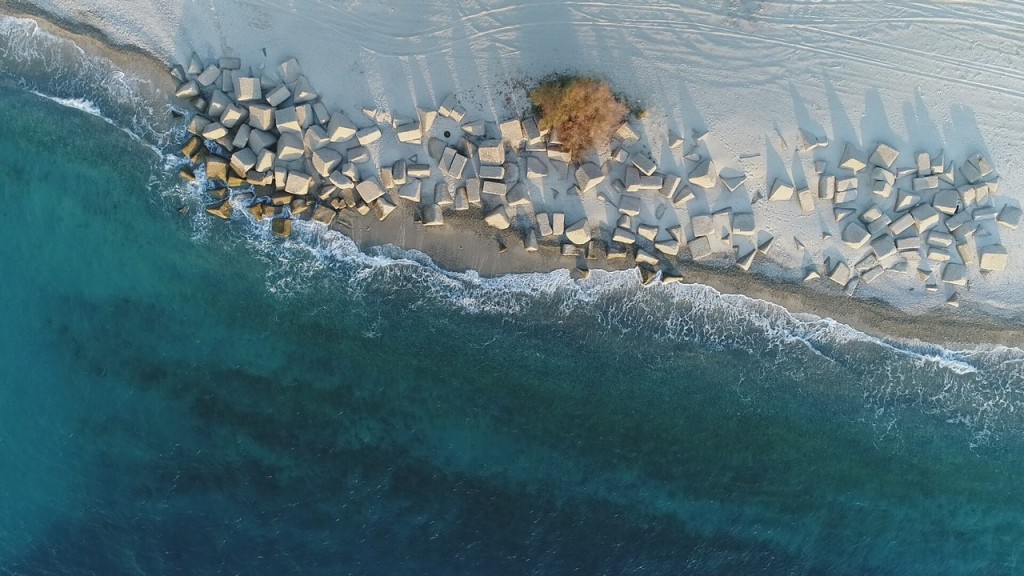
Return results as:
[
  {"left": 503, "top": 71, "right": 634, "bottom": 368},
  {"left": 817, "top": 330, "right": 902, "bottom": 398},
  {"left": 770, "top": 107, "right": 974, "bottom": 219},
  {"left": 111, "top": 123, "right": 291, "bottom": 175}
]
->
[{"left": 4, "top": 20, "right": 1024, "bottom": 575}]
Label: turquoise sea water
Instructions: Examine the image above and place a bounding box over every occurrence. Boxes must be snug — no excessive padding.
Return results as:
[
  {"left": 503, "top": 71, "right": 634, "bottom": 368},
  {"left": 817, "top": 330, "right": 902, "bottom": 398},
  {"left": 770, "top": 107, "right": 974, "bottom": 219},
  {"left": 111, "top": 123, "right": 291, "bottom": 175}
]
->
[{"left": 3, "top": 16, "right": 1024, "bottom": 575}]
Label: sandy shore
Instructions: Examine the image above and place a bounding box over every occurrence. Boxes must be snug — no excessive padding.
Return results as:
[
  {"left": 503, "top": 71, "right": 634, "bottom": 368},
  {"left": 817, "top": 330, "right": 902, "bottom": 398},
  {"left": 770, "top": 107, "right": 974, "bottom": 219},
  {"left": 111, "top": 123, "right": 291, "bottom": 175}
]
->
[{"left": 4, "top": 4, "right": 1024, "bottom": 350}]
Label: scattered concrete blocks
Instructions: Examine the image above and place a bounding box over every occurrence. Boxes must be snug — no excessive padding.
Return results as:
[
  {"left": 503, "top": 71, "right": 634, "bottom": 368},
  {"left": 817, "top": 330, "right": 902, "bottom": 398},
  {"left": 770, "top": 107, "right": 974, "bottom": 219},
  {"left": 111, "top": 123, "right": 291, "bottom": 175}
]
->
[{"left": 768, "top": 179, "right": 794, "bottom": 201}]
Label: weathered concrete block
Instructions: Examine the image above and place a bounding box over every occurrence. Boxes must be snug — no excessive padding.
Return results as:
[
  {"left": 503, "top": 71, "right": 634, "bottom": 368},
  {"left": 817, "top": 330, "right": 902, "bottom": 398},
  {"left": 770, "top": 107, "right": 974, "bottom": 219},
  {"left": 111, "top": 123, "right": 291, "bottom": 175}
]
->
[
  {"left": 817, "top": 174, "right": 835, "bottom": 200},
  {"left": 997, "top": 205, "right": 1022, "bottom": 229},
  {"left": 672, "top": 186, "right": 695, "bottom": 206},
  {"left": 797, "top": 187, "right": 815, "bottom": 213},
  {"left": 768, "top": 179, "right": 794, "bottom": 201},
  {"left": 933, "top": 189, "right": 959, "bottom": 215},
  {"left": 841, "top": 222, "right": 870, "bottom": 249},
  {"left": 613, "top": 227, "right": 636, "bottom": 244},
  {"left": 481, "top": 180, "right": 507, "bottom": 197},
  {"left": 348, "top": 146, "right": 371, "bottom": 164},
  {"left": 913, "top": 175, "right": 939, "bottom": 191},
  {"left": 655, "top": 238, "right": 680, "bottom": 256},
  {"left": 636, "top": 249, "right": 660, "bottom": 266},
  {"left": 478, "top": 165, "right": 504, "bottom": 181},
  {"left": 618, "top": 194, "right": 642, "bottom": 216},
  {"left": 326, "top": 112, "right": 357, "bottom": 142},
  {"left": 839, "top": 144, "right": 866, "bottom": 172},
  {"left": 291, "top": 76, "right": 318, "bottom": 104},
  {"left": 979, "top": 245, "right": 1008, "bottom": 272},
  {"left": 506, "top": 183, "right": 531, "bottom": 207},
  {"left": 871, "top": 180, "right": 893, "bottom": 198},
  {"left": 478, "top": 139, "right": 505, "bottom": 165},
  {"left": 356, "top": 180, "right": 385, "bottom": 203},
  {"left": 398, "top": 180, "right": 421, "bottom": 202},
  {"left": 895, "top": 189, "right": 919, "bottom": 212},
  {"left": 175, "top": 79, "right": 200, "bottom": 99},
  {"left": 484, "top": 205, "right": 511, "bottom": 229},
  {"left": 231, "top": 124, "right": 252, "bottom": 150},
  {"left": 614, "top": 122, "right": 640, "bottom": 146},
  {"left": 202, "top": 122, "right": 229, "bottom": 140},
  {"left": 897, "top": 236, "right": 922, "bottom": 252},
  {"left": 867, "top": 214, "right": 891, "bottom": 236},
  {"left": 536, "top": 213, "right": 553, "bottom": 237},
  {"left": 277, "top": 58, "right": 303, "bottom": 83},
  {"left": 552, "top": 213, "right": 565, "bottom": 236},
  {"left": 230, "top": 148, "right": 257, "bottom": 176},
  {"left": 869, "top": 143, "right": 899, "bottom": 169},
  {"left": 311, "top": 205, "right": 337, "bottom": 227},
  {"left": 889, "top": 213, "right": 916, "bottom": 235},
  {"left": 265, "top": 84, "right": 291, "bottom": 107},
  {"left": 576, "top": 163, "right": 605, "bottom": 193},
  {"left": 453, "top": 186, "right": 469, "bottom": 211},
  {"left": 870, "top": 234, "right": 897, "bottom": 260},
  {"left": 499, "top": 118, "right": 524, "bottom": 145},
  {"left": 926, "top": 230, "right": 953, "bottom": 248},
  {"left": 565, "top": 219, "right": 591, "bottom": 245},
  {"left": 274, "top": 106, "right": 301, "bottom": 134},
  {"left": 910, "top": 203, "right": 941, "bottom": 233},
  {"left": 234, "top": 77, "right": 261, "bottom": 102},
  {"left": 276, "top": 133, "right": 303, "bottom": 162},
  {"left": 631, "top": 153, "right": 656, "bottom": 176},
  {"left": 311, "top": 147, "right": 342, "bottom": 177},
  {"left": 732, "top": 212, "right": 755, "bottom": 236},
  {"left": 660, "top": 174, "right": 682, "bottom": 198},
  {"left": 284, "top": 171, "right": 313, "bottom": 196},
  {"left": 692, "top": 214, "right": 715, "bottom": 238},
  {"left": 688, "top": 158, "right": 717, "bottom": 189},
  {"left": 196, "top": 64, "right": 221, "bottom": 87},
  {"left": 527, "top": 156, "right": 548, "bottom": 179},
  {"left": 829, "top": 261, "right": 852, "bottom": 285},
  {"left": 636, "top": 224, "right": 657, "bottom": 241},
  {"left": 689, "top": 236, "right": 713, "bottom": 260},
  {"left": 465, "top": 179, "right": 482, "bottom": 204},
  {"left": 247, "top": 103, "right": 275, "bottom": 131}
]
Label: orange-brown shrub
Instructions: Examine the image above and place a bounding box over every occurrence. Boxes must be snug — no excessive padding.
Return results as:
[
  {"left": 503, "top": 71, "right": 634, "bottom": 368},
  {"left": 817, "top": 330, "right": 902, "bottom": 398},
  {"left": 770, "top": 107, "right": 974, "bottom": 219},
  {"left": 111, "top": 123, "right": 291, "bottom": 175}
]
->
[{"left": 529, "top": 77, "right": 628, "bottom": 162}]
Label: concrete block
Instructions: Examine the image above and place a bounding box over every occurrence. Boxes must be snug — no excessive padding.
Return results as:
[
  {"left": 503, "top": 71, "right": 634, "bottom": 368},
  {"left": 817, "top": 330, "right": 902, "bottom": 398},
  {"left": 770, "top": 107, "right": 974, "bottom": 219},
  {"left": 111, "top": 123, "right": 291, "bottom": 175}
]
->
[
  {"left": 348, "top": 146, "right": 371, "bottom": 163},
  {"left": 889, "top": 213, "right": 916, "bottom": 235},
  {"left": 277, "top": 58, "right": 303, "bottom": 83},
  {"left": 465, "top": 179, "right": 482, "bottom": 204},
  {"left": 895, "top": 189, "right": 919, "bottom": 212},
  {"left": 537, "top": 213, "right": 553, "bottom": 237},
  {"left": 839, "top": 144, "right": 866, "bottom": 172},
  {"left": 396, "top": 121, "right": 422, "bottom": 144},
  {"left": 356, "top": 180, "right": 384, "bottom": 203},
  {"left": 291, "top": 76, "right": 317, "bottom": 104},
  {"left": 768, "top": 179, "right": 795, "bottom": 201},
  {"left": 373, "top": 196, "right": 397, "bottom": 221},
  {"left": 689, "top": 236, "right": 713, "bottom": 260},
  {"left": 614, "top": 122, "right": 640, "bottom": 146},
  {"left": 284, "top": 171, "right": 312, "bottom": 196},
  {"left": 265, "top": 84, "right": 291, "bottom": 107},
  {"left": 326, "top": 112, "right": 357, "bottom": 142},
  {"left": 202, "top": 122, "right": 229, "bottom": 140},
  {"left": 327, "top": 171, "right": 354, "bottom": 190},
  {"left": 911, "top": 203, "right": 941, "bottom": 233},
  {"left": 311, "top": 147, "right": 342, "bottom": 177},
  {"left": 829, "top": 261, "right": 852, "bottom": 285},
  {"left": 276, "top": 133, "right": 303, "bottom": 162},
  {"left": 688, "top": 158, "right": 717, "bottom": 189},
  {"left": 576, "top": 163, "right": 605, "bottom": 192},
  {"left": 631, "top": 153, "right": 656, "bottom": 176},
  {"left": 913, "top": 175, "right": 939, "bottom": 191},
  {"left": 997, "top": 205, "right": 1022, "bottom": 229},
  {"left": 356, "top": 126, "right": 382, "bottom": 146},
  {"left": 303, "top": 125, "right": 330, "bottom": 151},
  {"left": 618, "top": 194, "right": 642, "bottom": 216},
  {"left": 234, "top": 77, "right": 261, "bottom": 102},
  {"left": 565, "top": 219, "right": 591, "bottom": 245},
  {"left": 613, "top": 227, "right": 636, "bottom": 245},
  {"left": 927, "top": 247, "right": 951, "bottom": 262},
  {"left": 841, "top": 222, "right": 870, "bottom": 249},
  {"left": 637, "top": 224, "right": 658, "bottom": 241},
  {"left": 478, "top": 165, "right": 505, "bottom": 181},
  {"left": 660, "top": 174, "right": 682, "bottom": 198},
  {"left": 871, "top": 180, "right": 893, "bottom": 198},
  {"left": 867, "top": 214, "right": 891, "bottom": 236},
  {"left": 732, "top": 213, "right": 755, "bottom": 236},
  {"left": 933, "top": 189, "right": 960, "bottom": 215},
  {"left": 870, "top": 234, "right": 897, "bottom": 260},
  {"left": 655, "top": 238, "right": 680, "bottom": 256},
  {"left": 862, "top": 265, "right": 884, "bottom": 284},
  {"left": 966, "top": 153, "right": 994, "bottom": 181},
  {"left": 527, "top": 156, "right": 548, "bottom": 179},
  {"left": 869, "top": 143, "right": 899, "bottom": 168},
  {"left": 818, "top": 175, "right": 835, "bottom": 200},
  {"left": 552, "top": 213, "right": 565, "bottom": 236},
  {"left": 672, "top": 185, "right": 696, "bottom": 206},
  {"left": 311, "top": 205, "right": 337, "bottom": 227},
  {"left": 453, "top": 186, "right": 469, "bottom": 211},
  {"left": 196, "top": 64, "right": 221, "bottom": 87},
  {"left": 231, "top": 124, "right": 252, "bottom": 150},
  {"left": 916, "top": 152, "right": 931, "bottom": 176},
  {"left": 230, "top": 148, "right": 257, "bottom": 176},
  {"left": 398, "top": 180, "right": 422, "bottom": 203},
  {"left": 979, "top": 245, "right": 1008, "bottom": 272},
  {"left": 248, "top": 103, "right": 275, "bottom": 131},
  {"left": 692, "top": 214, "right": 715, "bottom": 238},
  {"left": 481, "top": 180, "right": 507, "bottom": 197},
  {"left": 275, "top": 106, "right": 301, "bottom": 134},
  {"left": 636, "top": 249, "right": 660, "bottom": 266},
  {"left": 797, "top": 187, "right": 815, "bottom": 213},
  {"left": 897, "top": 236, "right": 922, "bottom": 252},
  {"left": 506, "top": 183, "right": 531, "bottom": 207},
  {"left": 478, "top": 140, "right": 505, "bottom": 165},
  {"left": 499, "top": 118, "right": 524, "bottom": 145}
]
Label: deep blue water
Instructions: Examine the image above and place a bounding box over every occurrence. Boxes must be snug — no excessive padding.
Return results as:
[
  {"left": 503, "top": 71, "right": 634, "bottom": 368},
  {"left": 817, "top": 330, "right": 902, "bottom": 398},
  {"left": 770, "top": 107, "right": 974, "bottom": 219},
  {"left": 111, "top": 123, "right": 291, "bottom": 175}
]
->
[{"left": 2, "top": 15, "right": 1024, "bottom": 575}]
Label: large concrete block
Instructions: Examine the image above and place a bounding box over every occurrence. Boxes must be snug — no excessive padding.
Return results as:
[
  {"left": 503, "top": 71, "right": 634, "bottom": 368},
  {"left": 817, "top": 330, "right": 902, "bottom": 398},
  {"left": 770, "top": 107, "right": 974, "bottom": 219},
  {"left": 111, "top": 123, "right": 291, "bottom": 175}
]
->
[
  {"left": 356, "top": 180, "right": 385, "bottom": 203},
  {"left": 327, "top": 112, "right": 357, "bottom": 142},
  {"left": 356, "top": 126, "right": 382, "bottom": 146},
  {"left": 506, "top": 183, "right": 531, "bottom": 207},
  {"left": 196, "top": 64, "right": 221, "bottom": 87},
  {"left": 692, "top": 214, "right": 715, "bottom": 238},
  {"left": 234, "top": 76, "right": 262, "bottom": 102},
  {"left": 689, "top": 236, "right": 713, "bottom": 260},
  {"left": 869, "top": 143, "right": 899, "bottom": 169},
  {"left": 910, "top": 203, "right": 941, "bottom": 233},
  {"left": 688, "top": 159, "right": 717, "bottom": 189},
  {"left": 398, "top": 180, "right": 421, "bottom": 203},
  {"left": 277, "top": 58, "right": 303, "bottom": 83},
  {"left": 284, "top": 171, "right": 313, "bottom": 196},
  {"left": 265, "top": 84, "right": 291, "bottom": 107},
  {"left": 291, "top": 76, "right": 318, "bottom": 104},
  {"left": 576, "top": 163, "right": 605, "bottom": 193},
  {"left": 248, "top": 103, "right": 275, "bottom": 131},
  {"left": 979, "top": 245, "right": 1008, "bottom": 272},
  {"left": 230, "top": 148, "right": 257, "bottom": 176},
  {"left": 484, "top": 205, "right": 511, "bottom": 230},
  {"left": 732, "top": 212, "right": 755, "bottom": 236},
  {"left": 275, "top": 106, "right": 301, "bottom": 134},
  {"left": 839, "top": 144, "right": 866, "bottom": 172},
  {"left": 276, "top": 133, "right": 303, "bottom": 162},
  {"left": 311, "top": 147, "right": 342, "bottom": 177},
  {"left": 478, "top": 140, "right": 505, "bottom": 165},
  {"left": 997, "top": 205, "right": 1022, "bottom": 229},
  {"left": 175, "top": 80, "right": 200, "bottom": 99},
  {"left": 841, "top": 222, "right": 870, "bottom": 249},
  {"left": 201, "top": 122, "right": 229, "bottom": 140},
  {"left": 618, "top": 194, "right": 641, "bottom": 216},
  {"left": 552, "top": 213, "right": 565, "bottom": 236},
  {"left": 768, "top": 179, "right": 794, "bottom": 201},
  {"left": 565, "top": 219, "right": 591, "bottom": 245},
  {"left": 499, "top": 118, "right": 524, "bottom": 146}
]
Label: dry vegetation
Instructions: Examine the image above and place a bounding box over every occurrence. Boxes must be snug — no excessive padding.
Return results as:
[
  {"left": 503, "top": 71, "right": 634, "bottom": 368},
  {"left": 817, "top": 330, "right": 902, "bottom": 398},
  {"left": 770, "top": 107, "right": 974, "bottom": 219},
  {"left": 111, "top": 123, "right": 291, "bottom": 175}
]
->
[{"left": 529, "top": 76, "right": 628, "bottom": 162}]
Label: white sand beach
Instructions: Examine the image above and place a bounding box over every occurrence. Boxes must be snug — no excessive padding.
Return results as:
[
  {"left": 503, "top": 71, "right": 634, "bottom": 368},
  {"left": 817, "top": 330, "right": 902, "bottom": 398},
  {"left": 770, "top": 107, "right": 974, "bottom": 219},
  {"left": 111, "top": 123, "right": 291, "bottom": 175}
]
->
[{"left": 5, "top": 0, "right": 1024, "bottom": 347}]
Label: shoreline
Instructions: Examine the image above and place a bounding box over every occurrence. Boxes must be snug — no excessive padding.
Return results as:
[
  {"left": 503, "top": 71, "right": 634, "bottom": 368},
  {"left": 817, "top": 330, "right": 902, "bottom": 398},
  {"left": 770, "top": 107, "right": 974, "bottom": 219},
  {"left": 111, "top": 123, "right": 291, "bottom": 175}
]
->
[{"left": 4, "top": 6, "right": 1024, "bottom": 350}]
